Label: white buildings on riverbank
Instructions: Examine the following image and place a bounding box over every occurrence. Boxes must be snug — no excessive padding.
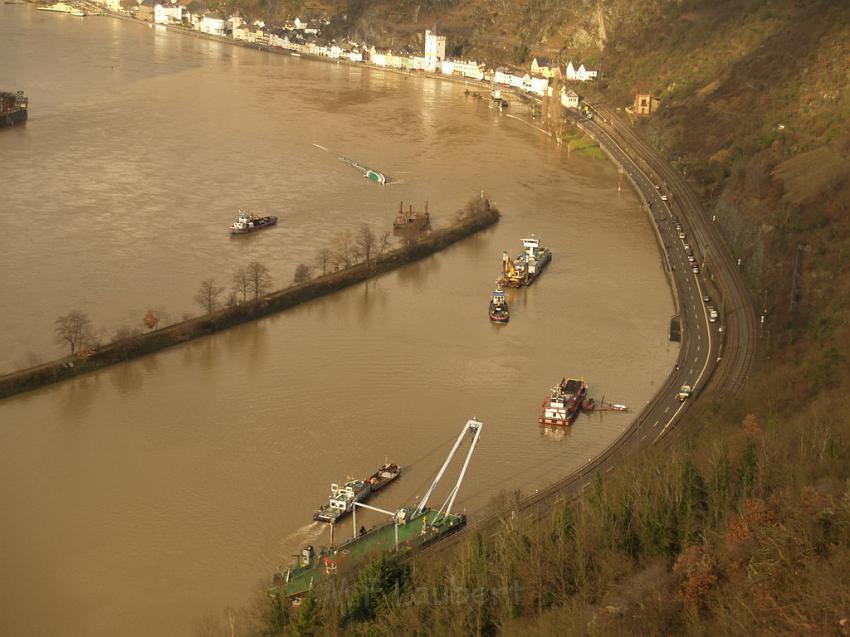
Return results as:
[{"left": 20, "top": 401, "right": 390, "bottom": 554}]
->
[
  {"left": 133, "top": 11, "right": 582, "bottom": 103},
  {"left": 199, "top": 15, "right": 225, "bottom": 36},
  {"left": 153, "top": 3, "right": 183, "bottom": 24}
]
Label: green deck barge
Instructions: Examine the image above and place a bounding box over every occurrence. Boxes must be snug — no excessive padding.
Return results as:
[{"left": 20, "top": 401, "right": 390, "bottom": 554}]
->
[{"left": 280, "top": 508, "right": 466, "bottom": 598}]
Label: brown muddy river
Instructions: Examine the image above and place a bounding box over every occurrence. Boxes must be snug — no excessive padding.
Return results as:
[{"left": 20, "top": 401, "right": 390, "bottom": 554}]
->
[{"left": 0, "top": 6, "right": 678, "bottom": 636}]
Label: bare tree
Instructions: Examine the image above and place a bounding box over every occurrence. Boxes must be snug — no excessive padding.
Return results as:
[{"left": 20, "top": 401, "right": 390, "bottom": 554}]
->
[
  {"left": 334, "top": 230, "right": 355, "bottom": 269},
  {"left": 355, "top": 223, "right": 377, "bottom": 268},
  {"left": 315, "top": 247, "right": 333, "bottom": 276},
  {"left": 293, "top": 263, "right": 313, "bottom": 284},
  {"left": 246, "top": 261, "right": 271, "bottom": 301},
  {"left": 232, "top": 267, "right": 250, "bottom": 303},
  {"left": 376, "top": 230, "right": 392, "bottom": 259},
  {"left": 195, "top": 279, "right": 224, "bottom": 317},
  {"left": 54, "top": 310, "right": 92, "bottom": 355}
]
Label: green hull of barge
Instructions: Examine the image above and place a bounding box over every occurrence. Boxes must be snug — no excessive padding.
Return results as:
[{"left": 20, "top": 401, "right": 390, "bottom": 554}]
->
[{"left": 282, "top": 508, "right": 466, "bottom": 598}]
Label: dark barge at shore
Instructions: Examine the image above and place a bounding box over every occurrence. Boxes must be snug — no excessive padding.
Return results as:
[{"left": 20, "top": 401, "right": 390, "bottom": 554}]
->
[{"left": 1, "top": 91, "right": 28, "bottom": 128}]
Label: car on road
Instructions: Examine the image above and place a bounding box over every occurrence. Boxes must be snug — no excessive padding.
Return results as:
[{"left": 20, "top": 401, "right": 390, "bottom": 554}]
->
[
  {"left": 661, "top": 194, "right": 669, "bottom": 201},
  {"left": 683, "top": 243, "right": 691, "bottom": 251},
  {"left": 709, "top": 308, "right": 719, "bottom": 323},
  {"left": 692, "top": 264, "right": 700, "bottom": 274},
  {"left": 678, "top": 231, "right": 686, "bottom": 239},
  {"left": 703, "top": 294, "right": 711, "bottom": 303},
  {"left": 688, "top": 255, "right": 696, "bottom": 264},
  {"left": 677, "top": 385, "right": 692, "bottom": 401}
]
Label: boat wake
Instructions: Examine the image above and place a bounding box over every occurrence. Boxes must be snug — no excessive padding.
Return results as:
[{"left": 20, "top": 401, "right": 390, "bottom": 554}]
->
[
  {"left": 313, "top": 144, "right": 389, "bottom": 184},
  {"left": 282, "top": 521, "right": 325, "bottom": 546}
]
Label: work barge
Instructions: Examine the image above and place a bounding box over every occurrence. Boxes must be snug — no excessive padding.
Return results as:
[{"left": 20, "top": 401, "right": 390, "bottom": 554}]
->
[{"left": 274, "top": 419, "right": 483, "bottom": 601}]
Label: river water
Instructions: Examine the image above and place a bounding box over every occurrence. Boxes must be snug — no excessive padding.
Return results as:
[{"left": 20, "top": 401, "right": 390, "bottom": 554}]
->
[{"left": 0, "top": 6, "right": 678, "bottom": 636}]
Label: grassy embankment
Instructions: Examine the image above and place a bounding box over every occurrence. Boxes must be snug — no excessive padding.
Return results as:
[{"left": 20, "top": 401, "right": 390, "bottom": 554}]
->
[
  {"left": 202, "top": 1, "right": 850, "bottom": 635},
  {"left": 0, "top": 198, "right": 499, "bottom": 400}
]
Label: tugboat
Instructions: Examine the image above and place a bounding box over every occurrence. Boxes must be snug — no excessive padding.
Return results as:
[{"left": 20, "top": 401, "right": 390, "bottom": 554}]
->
[
  {"left": 313, "top": 479, "right": 370, "bottom": 523},
  {"left": 393, "top": 201, "right": 431, "bottom": 232},
  {"left": 228, "top": 209, "right": 278, "bottom": 235},
  {"left": 500, "top": 236, "right": 552, "bottom": 288},
  {"left": 539, "top": 378, "right": 589, "bottom": 426},
  {"left": 488, "top": 286, "right": 510, "bottom": 323},
  {"left": 0, "top": 91, "right": 27, "bottom": 129}
]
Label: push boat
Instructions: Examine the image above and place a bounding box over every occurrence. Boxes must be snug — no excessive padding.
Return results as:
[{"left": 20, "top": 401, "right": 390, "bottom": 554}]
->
[
  {"left": 228, "top": 210, "right": 278, "bottom": 234},
  {"left": 500, "top": 236, "right": 552, "bottom": 288},
  {"left": 312, "top": 462, "right": 401, "bottom": 523},
  {"left": 276, "top": 419, "right": 482, "bottom": 601},
  {"left": 488, "top": 287, "right": 510, "bottom": 323},
  {"left": 312, "top": 479, "right": 371, "bottom": 523},
  {"left": 0, "top": 91, "right": 27, "bottom": 128},
  {"left": 539, "top": 378, "right": 592, "bottom": 426}
]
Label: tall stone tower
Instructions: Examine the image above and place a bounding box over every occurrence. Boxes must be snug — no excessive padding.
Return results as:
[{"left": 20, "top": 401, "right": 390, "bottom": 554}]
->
[{"left": 424, "top": 29, "right": 446, "bottom": 72}]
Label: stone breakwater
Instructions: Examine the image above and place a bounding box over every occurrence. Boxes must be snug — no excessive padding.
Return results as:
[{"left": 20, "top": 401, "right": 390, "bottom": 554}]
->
[{"left": 0, "top": 199, "right": 500, "bottom": 400}]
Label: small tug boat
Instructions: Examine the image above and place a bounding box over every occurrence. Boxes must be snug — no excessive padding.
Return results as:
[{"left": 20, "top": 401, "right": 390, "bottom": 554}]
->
[
  {"left": 539, "top": 378, "right": 589, "bottom": 426},
  {"left": 228, "top": 209, "right": 278, "bottom": 234},
  {"left": 313, "top": 479, "right": 370, "bottom": 523},
  {"left": 500, "top": 236, "right": 552, "bottom": 287},
  {"left": 488, "top": 286, "right": 510, "bottom": 323}
]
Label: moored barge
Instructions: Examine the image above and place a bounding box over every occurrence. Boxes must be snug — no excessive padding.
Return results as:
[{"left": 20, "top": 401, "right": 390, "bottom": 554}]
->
[
  {"left": 277, "top": 419, "right": 482, "bottom": 601},
  {"left": 365, "top": 462, "right": 402, "bottom": 492},
  {"left": 500, "top": 236, "right": 552, "bottom": 287},
  {"left": 1, "top": 91, "right": 27, "bottom": 128},
  {"left": 393, "top": 201, "right": 431, "bottom": 232},
  {"left": 539, "top": 377, "right": 590, "bottom": 426}
]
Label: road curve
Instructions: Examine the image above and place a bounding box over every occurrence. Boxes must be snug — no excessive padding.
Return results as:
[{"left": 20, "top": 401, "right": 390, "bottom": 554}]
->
[{"left": 418, "top": 95, "right": 759, "bottom": 554}]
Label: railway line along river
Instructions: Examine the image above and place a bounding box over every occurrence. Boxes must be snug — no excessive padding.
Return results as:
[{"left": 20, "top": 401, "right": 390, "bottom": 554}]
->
[{"left": 0, "top": 6, "right": 678, "bottom": 636}]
